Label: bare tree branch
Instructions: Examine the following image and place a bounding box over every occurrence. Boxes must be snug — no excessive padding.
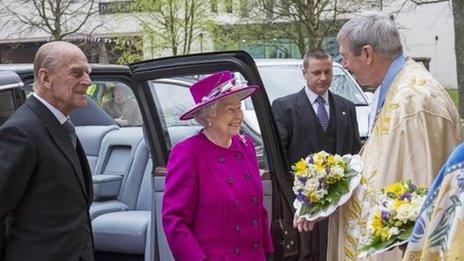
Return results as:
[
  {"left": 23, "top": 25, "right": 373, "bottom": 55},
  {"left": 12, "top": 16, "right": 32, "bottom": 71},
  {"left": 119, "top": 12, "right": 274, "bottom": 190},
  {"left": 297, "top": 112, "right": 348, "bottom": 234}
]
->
[
  {"left": 244, "top": 0, "right": 374, "bottom": 57},
  {"left": 409, "top": 0, "right": 447, "bottom": 5},
  {"left": 130, "top": 0, "right": 208, "bottom": 56},
  {"left": 0, "top": 0, "right": 97, "bottom": 40}
]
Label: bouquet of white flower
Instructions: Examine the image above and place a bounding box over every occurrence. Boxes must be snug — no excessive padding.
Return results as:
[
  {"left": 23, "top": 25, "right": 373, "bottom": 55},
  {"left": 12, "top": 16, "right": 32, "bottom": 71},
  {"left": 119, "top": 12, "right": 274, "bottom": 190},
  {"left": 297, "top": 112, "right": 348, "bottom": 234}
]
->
[
  {"left": 358, "top": 180, "right": 428, "bottom": 257},
  {"left": 292, "top": 151, "right": 363, "bottom": 221}
]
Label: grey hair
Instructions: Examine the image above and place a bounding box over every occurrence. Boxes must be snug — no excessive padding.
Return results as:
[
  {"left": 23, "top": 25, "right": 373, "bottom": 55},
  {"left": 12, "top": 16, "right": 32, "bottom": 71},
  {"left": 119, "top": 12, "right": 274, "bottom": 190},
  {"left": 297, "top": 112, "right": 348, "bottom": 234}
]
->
[
  {"left": 193, "top": 102, "right": 220, "bottom": 127},
  {"left": 337, "top": 12, "right": 403, "bottom": 58},
  {"left": 32, "top": 41, "right": 74, "bottom": 91}
]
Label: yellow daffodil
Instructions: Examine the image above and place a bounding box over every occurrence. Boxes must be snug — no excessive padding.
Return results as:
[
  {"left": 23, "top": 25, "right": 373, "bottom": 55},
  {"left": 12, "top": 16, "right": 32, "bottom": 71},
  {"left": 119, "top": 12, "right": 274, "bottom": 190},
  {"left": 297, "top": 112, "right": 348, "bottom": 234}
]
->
[
  {"left": 374, "top": 227, "right": 391, "bottom": 241},
  {"left": 383, "top": 182, "right": 406, "bottom": 197},
  {"left": 292, "top": 159, "right": 308, "bottom": 176},
  {"left": 372, "top": 212, "right": 383, "bottom": 229},
  {"left": 308, "top": 191, "right": 320, "bottom": 203},
  {"left": 393, "top": 199, "right": 407, "bottom": 209},
  {"left": 314, "top": 162, "right": 325, "bottom": 174},
  {"left": 327, "top": 155, "right": 336, "bottom": 166}
]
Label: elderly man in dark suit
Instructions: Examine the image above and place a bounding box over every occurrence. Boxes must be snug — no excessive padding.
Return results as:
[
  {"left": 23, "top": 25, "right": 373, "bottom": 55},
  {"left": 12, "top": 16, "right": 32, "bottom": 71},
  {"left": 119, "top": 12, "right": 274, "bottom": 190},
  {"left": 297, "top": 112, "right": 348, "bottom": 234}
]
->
[
  {"left": 0, "top": 41, "right": 94, "bottom": 261},
  {"left": 272, "top": 48, "right": 361, "bottom": 261}
]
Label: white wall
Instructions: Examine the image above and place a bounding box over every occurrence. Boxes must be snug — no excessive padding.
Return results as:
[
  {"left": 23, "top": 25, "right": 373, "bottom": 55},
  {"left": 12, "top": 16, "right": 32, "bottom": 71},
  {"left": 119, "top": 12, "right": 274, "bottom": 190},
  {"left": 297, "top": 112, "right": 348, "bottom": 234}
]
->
[{"left": 384, "top": 1, "right": 456, "bottom": 88}]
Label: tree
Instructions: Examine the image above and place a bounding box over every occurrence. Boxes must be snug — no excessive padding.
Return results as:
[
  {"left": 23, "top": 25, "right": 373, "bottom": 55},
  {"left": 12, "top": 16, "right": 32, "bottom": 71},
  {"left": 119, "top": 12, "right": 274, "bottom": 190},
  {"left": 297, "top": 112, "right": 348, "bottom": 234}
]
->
[
  {"left": 129, "top": 0, "right": 211, "bottom": 57},
  {"left": 213, "top": 0, "right": 379, "bottom": 58},
  {"left": 0, "top": 0, "right": 97, "bottom": 41},
  {"left": 112, "top": 36, "right": 144, "bottom": 65},
  {"left": 452, "top": 0, "right": 464, "bottom": 117}
]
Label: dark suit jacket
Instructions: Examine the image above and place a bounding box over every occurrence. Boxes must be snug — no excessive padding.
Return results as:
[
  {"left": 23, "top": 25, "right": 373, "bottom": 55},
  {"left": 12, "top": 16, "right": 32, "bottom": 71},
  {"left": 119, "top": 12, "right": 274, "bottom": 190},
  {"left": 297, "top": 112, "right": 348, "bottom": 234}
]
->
[
  {"left": 272, "top": 88, "right": 362, "bottom": 166},
  {"left": 272, "top": 88, "right": 362, "bottom": 261},
  {"left": 0, "top": 96, "right": 94, "bottom": 261}
]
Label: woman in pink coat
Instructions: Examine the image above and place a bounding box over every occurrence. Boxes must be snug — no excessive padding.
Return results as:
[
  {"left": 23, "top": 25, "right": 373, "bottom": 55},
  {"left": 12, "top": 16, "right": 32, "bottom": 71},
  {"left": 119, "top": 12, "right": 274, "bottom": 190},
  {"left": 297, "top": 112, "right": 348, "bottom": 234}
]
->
[{"left": 162, "top": 71, "right": 273, "bottom": 260}]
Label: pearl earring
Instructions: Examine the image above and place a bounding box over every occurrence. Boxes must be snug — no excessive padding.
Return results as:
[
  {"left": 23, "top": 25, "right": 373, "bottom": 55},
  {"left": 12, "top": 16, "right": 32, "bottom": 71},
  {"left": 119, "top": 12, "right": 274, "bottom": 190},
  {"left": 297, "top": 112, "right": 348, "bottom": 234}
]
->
[{"left": 208, "top": 122, "right": 212, "bottom": 126}]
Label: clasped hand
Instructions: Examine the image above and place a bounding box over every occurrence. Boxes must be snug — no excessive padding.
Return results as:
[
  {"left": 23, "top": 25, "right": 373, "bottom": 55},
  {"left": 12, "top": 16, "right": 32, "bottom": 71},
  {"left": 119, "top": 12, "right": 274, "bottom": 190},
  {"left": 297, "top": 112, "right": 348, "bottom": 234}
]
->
[{"left": 293, "top": 214, "right": 325, "bottom": 232}]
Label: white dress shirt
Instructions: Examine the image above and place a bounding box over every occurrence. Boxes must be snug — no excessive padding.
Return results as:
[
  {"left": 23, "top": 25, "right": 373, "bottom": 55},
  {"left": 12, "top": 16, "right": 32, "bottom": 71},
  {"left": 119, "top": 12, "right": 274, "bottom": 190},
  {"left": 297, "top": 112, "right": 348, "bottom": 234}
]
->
[
  {"left": 304, "top": 87, "right": 330, "bottom": 120},
  {"left": 33, "top": 93, "right": 68, "bottom": 124}
]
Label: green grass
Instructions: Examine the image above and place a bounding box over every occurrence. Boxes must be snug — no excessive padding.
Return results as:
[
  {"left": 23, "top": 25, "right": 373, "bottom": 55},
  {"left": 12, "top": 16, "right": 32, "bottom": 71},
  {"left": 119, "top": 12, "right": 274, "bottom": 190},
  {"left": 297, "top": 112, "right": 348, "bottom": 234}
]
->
[{"left": 447, "top": 89, "right": 459, "bottom": 108}]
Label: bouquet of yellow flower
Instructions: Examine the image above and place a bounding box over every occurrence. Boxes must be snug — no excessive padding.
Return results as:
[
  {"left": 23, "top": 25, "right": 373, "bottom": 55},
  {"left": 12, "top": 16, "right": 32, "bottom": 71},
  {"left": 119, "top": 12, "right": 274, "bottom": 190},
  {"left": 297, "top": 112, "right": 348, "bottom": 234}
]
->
[
  {"left": 359, "top": 180, "right": 428, "bottom": 257},
  {"left": 292, "top": 151, "right": 363, "bottom": 221}
]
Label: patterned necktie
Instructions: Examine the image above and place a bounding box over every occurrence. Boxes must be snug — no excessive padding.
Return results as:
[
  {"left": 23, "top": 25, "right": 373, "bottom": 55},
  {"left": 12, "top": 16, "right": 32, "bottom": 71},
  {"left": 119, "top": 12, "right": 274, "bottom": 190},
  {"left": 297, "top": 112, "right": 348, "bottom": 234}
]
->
[
  {"left": 63, "top": 119, "right": 77, "bottom": 148},
  {"left": 315, "top": 96, "right": 329, "bottom": 132}
]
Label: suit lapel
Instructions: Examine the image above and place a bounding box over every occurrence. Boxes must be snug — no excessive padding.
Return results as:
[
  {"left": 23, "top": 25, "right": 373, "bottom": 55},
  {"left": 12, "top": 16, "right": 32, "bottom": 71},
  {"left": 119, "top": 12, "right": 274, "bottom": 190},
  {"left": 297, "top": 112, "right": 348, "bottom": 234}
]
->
[
  {"left": 295, "top": 88, "right": 320, "bottom": 152},
  {"left": 26, "top": 97, "right": 88, "bottom": 200},
  {"left": 330, "top": 93, "right": 348, "bottom": 154}
]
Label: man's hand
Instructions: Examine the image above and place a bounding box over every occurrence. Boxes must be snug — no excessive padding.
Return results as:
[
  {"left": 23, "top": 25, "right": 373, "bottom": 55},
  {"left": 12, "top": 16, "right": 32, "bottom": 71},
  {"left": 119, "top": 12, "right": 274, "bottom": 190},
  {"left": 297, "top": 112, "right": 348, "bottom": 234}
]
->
[
  {"left": 115, "top": 116, "right": 128, "bottom": 126},
  {"left": 293, "top": 213, "right": 326, "bottom": 232},
  {"left": 398, "top": 242, "right": 407, "bottom": 256}
]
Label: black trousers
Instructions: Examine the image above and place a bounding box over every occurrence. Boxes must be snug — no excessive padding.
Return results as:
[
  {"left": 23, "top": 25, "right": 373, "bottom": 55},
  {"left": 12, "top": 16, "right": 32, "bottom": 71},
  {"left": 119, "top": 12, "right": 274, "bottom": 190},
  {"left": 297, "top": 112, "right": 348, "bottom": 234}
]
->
[{"left": 298, "top": 219, "right": 328, "bottom": 261}]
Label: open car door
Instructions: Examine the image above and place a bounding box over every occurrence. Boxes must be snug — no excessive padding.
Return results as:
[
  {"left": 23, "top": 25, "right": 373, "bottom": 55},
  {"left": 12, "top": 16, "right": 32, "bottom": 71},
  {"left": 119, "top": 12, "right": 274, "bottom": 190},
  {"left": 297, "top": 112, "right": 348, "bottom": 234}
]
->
[{"left": 129, "top": 51, "right": 300, "bottom": 260}]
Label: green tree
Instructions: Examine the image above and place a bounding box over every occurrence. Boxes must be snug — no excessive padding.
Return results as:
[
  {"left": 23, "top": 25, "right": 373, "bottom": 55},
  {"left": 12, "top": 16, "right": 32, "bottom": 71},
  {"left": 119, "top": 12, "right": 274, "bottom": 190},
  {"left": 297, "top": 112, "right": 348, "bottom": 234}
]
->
[
  {"left": 213, "top": 0, "right": 379, "bottom": 57},
  {"left": 130, "top": 0, "right": 211, "bottom": 57},
  {"left": 113, "top": 36, "right": 144, "bottom": 65}
]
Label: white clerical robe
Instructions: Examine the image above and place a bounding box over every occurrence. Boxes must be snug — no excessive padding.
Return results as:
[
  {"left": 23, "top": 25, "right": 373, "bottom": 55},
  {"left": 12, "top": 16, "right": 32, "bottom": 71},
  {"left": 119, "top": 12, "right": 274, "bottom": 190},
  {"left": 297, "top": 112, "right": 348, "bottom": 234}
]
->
[{"left": 327, "top": 59, "right": 462, "bottom": 261}]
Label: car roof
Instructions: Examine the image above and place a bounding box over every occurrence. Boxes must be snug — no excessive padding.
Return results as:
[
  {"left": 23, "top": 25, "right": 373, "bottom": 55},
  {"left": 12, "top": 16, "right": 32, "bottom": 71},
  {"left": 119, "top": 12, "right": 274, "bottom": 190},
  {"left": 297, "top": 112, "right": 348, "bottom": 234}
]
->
[
  {"left": 1, "top": 60, "right": 344, "bottom": 74},
  {"left": 0, "top": 70, "right": 24, "bottom": 91}
]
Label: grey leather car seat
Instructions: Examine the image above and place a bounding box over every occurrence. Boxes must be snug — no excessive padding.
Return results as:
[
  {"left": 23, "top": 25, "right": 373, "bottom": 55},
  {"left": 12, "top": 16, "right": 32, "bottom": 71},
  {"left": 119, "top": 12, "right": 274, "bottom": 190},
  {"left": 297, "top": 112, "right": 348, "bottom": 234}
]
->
[
  {"left": 89, "top": 127, "right": 144, "bottom": 220},
  {"left": 92, "top": 141, "right": 153, "bottom": 258}
]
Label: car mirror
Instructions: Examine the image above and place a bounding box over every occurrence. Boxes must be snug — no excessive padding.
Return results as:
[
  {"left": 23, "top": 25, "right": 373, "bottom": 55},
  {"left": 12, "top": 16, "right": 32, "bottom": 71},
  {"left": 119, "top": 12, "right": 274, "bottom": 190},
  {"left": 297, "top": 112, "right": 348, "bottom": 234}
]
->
[{"left": 364, "top": 91, "right": 374, "bottom": 104}]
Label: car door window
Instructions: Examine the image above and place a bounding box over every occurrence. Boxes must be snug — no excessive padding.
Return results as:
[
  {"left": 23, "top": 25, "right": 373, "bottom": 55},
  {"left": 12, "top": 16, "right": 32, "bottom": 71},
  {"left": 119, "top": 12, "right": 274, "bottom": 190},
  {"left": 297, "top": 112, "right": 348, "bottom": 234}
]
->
[
  {"left": 0, "top": 87, "right": 25, "bottom": 126},
  {"left": 0, "top": 89, "right": 15, "bottom": 126},
  {"left": 87, "top": 81, "right": 143, "bottom": 127}
]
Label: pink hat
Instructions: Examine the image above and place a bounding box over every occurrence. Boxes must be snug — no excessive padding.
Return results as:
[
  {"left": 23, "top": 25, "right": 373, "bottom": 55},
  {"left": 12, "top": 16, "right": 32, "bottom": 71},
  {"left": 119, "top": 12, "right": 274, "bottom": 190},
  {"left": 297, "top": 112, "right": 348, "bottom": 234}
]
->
[{"left": 179, "top": 71, "right": 259, "bottom": 120}]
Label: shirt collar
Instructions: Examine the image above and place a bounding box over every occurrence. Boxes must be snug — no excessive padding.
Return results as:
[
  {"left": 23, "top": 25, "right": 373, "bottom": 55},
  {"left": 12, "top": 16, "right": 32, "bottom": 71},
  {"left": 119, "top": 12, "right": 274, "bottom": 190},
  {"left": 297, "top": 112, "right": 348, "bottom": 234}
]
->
[
  {"left": 304, "top": 86, "right": 329, "bottom": 105},
  {"left": 375, "top": 54, "right": 407, "bottom": 112},
  {"left": 33, "top": 93, "right": 68, "bottom": 124}
]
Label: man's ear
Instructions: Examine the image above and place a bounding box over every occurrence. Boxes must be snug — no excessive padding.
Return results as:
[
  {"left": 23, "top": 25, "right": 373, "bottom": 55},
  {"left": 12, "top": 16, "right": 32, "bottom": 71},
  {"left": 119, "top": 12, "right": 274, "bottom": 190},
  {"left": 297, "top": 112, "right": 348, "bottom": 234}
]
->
[
  {"left": 38, "top": 68, "right": 52, "bottom": 89},
  {"left": 362, "top": 45, "right": 375, "bottom": 65}
]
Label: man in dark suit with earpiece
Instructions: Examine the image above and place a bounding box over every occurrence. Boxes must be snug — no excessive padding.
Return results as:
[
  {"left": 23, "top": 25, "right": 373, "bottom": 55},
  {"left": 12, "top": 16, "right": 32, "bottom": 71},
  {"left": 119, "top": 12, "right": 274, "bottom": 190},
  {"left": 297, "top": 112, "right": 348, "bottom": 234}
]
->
[{"left": 272, "top": 48, "right": 361, "bottom": 261}]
